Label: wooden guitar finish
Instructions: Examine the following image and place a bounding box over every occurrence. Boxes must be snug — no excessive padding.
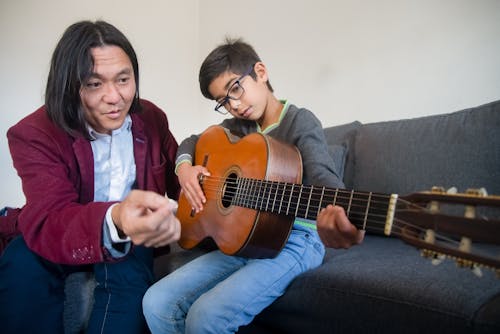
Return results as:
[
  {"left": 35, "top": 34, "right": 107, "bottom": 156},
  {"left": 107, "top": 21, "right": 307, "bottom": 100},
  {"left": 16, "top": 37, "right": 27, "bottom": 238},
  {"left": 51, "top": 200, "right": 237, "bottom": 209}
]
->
[{"left": 177, "top": 125, "right": 303, "bottom": 258}]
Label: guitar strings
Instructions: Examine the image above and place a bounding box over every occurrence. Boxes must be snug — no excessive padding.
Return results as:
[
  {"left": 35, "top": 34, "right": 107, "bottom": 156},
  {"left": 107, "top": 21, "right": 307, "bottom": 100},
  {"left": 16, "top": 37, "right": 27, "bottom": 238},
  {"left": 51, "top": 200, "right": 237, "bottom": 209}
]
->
[
  {"left": 198, "top": 177, "right": 481, "bottom": 243},
  {"left": 199, "top": 178, "right": 475, "bottom": 254},
  {"left": 196, "top": 176, "right": 422, "bottom": 234}
]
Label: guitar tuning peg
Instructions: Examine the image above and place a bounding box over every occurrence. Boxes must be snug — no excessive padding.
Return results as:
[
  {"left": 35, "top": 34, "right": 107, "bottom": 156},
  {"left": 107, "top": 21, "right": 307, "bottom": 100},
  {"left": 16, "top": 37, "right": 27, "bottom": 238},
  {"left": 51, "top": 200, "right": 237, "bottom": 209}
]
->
[
  {"left": 455, "top": 257, "right": 475, "bottom": 269},
  {"left": 455, "top": 261, "right": 483, "bottom": 278},
  {"left": 431, "top": 254, "right": 446, "bottom": 266},
  {"left": 446, "top": 187, "right": 458, "bottom": 194},
  {"left": 472, "top": 265, "right": 483, "bottom": 278},
  {"left": 431, "top": 186, "right": 446, "bottom": 193},
  {"left": 421, "top": 249, "right": 446, "bottom": 265},
  {"left": 429, "top": 186, "right": 447, "bottom": 213},
  {"left": 465, "top": 188, "right": 488, "bottom": 196}
]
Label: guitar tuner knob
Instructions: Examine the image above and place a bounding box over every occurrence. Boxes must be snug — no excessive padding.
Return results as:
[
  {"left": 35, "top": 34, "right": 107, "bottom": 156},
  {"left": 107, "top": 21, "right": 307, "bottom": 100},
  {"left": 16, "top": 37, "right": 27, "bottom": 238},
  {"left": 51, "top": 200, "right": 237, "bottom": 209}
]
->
[
  {"left": 455, "top": 258, "right": 475, "bottom": 268},
  {"left": 472, "top": 266, "right": 483, "bottom": 278},
  {"left": 446, "top": 187, "right": 458, "bottom": 194},
  {"left": 465, "top": 188, "right": 488, "bottom": 196},
  {"left": 421, "top": 250, "right": 446, "bottom": 266},
  {"left": 430, "top": 186, "right": 446, "bottom": 193}
]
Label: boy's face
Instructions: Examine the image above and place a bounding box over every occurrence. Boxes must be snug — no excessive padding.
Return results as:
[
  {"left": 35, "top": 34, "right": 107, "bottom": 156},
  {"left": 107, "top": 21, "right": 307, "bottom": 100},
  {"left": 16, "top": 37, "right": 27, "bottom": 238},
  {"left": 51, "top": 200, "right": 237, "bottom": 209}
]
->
[
  {"left": 208, "top": 63, "right": 270, "bottom": 122},
  {"left": 79, "top": 45, "right": 137, "bottom": 135}
]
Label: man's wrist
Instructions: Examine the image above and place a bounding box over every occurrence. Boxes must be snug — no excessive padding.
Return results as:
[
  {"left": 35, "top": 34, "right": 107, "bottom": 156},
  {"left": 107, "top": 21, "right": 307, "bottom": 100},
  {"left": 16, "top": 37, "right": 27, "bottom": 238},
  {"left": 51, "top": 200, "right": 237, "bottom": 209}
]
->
[{"left": 105, "top": 203, "right": 131, "bottom": 243}]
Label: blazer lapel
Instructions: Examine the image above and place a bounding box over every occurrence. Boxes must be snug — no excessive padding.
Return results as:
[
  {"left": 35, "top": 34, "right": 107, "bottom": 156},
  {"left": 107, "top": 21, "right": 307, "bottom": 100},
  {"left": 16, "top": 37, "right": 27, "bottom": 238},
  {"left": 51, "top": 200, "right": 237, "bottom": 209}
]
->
[
  {"left": 131, "top": 114, "right": 147, "bottom": 190},
  {"left": 73, "top": 137, "right": 94, "bottom": 204}
]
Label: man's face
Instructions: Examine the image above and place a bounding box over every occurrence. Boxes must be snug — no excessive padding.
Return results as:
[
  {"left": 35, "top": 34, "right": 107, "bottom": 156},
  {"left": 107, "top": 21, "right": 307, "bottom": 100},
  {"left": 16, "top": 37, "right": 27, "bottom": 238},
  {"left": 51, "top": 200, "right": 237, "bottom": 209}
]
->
[{"left": 79, "top": 45, "right": 136, "bottom": 134}]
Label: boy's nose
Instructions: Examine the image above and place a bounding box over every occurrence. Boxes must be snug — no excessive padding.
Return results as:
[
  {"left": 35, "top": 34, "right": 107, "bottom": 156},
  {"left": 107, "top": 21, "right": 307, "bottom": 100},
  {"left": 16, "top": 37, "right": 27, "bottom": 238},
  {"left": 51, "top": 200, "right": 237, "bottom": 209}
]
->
[{"left": 228, "top": 99, "right": 241, "bottom": 110}]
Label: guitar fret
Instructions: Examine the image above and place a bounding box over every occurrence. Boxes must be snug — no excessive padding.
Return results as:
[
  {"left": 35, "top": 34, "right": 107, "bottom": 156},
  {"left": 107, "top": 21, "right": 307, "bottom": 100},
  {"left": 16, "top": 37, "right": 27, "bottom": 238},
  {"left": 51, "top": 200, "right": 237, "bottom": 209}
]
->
[
  {"left": 278, "top": 182, "right": 286, "bottom": 215},
  {"left": 304, "top": 185, "right": 313, "bottom": 219},
  {"left": 263, "top": 181, "right": 270, "bottom": 211},
  {"left": 295, "top": 185, "right": 304, "bottom": 217},
  {"left": 271, "top": 181, "right": 278, "bottom": 213},
  {"left": 255, "top": 180, "right": 262, "bottom": 210},
  {"left": 347, "top": 189, "right": 354, "bottom": 216},
  {"left": 317, "top": 187, "right": 325, "bottom": 218},
  {"left": 287, "top": 184, "right": 294, "bottom": 215},
  {"left": 257, "top": 180, "right": 264, "bottom": 210},
  {"left": 246, "top": 178, "right": 252, "bottom": 208},
  {"left": 363, "top": 192, "right": 372, "bottom": 230},
  {"left": 266, "top": 181, "right": 273, "bottom": 211},
  {"left": 250, "top": 178, "right": 257, "bottom": 209},
  {"left": 259, "top": 181, "right": 267, "bottom": 210}
]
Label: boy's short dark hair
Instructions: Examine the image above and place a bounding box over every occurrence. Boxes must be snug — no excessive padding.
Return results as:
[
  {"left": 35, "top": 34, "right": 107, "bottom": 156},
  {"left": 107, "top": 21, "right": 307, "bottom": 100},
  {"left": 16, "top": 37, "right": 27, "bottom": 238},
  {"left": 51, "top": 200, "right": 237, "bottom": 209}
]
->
[{"left": 199, "top": 38, "right": 273, "bottom": 100}]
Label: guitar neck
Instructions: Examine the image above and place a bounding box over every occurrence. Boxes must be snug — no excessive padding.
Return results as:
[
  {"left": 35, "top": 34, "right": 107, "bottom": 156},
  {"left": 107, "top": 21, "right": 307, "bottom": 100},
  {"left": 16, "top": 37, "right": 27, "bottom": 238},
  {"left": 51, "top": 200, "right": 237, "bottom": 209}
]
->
[{"left": 231, "top": 178, "right": 398, "bottom": 235}]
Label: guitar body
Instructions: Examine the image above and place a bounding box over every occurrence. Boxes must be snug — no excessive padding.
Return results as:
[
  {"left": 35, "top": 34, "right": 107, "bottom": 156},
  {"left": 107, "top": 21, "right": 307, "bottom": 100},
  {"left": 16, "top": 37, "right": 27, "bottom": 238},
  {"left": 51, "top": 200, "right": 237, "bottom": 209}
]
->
[{"left": 177, "top": 125, "right": 303, "bottom": 258}]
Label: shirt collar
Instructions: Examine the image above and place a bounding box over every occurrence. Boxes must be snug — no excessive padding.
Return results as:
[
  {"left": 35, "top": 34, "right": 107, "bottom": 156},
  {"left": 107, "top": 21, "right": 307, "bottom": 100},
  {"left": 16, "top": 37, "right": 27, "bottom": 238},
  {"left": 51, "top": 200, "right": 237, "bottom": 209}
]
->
[{"left": 87, "top": 115, "right": 132, "bottom": 140}]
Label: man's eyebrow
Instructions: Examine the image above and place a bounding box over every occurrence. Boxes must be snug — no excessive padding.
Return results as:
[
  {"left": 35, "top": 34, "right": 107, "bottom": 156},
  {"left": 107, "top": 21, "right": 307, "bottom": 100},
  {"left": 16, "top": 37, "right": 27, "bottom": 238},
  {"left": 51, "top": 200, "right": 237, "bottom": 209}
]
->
[
  {"left": 88, "top": 67, "right": 133, "bottom": 79},
  {"left": 117, "top": 68, "right": 133, "bottom": 76}
]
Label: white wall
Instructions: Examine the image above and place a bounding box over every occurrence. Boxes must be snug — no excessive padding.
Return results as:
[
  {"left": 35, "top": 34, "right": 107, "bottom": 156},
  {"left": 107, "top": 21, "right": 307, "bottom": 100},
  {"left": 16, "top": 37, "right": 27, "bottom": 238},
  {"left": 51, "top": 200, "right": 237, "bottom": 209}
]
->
[{"left": 1, "top": 0, "right": 499, "bottom": 207}]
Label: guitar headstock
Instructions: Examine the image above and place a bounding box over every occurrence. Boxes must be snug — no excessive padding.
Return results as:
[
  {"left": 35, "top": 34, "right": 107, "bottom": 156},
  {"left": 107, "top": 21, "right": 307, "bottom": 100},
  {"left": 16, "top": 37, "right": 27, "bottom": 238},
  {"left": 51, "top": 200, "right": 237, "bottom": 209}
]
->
[{"left": 396, "top": 187, "right": 500, "bottom": 276}]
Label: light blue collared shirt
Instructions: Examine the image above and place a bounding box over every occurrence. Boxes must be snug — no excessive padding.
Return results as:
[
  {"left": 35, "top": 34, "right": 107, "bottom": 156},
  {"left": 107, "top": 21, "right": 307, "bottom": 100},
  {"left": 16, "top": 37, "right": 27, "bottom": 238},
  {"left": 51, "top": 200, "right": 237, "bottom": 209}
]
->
[{"left": 89, "top": 115, "right": 136, "bottom": 257}]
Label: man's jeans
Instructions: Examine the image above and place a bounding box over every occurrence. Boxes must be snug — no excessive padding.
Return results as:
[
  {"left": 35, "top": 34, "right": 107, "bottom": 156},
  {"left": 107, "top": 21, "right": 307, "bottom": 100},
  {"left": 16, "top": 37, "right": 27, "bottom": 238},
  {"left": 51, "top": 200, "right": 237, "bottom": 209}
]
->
[{"left": 0, "top": 236, "right": 154, "bottom": 334}]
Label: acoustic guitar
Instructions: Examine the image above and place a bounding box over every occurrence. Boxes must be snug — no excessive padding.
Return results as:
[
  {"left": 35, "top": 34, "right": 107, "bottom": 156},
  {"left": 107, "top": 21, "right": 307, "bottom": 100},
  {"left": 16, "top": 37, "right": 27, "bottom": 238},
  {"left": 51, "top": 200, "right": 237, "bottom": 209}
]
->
[{"left": 176, "top": 125, "right": 500, "bottom": 273}]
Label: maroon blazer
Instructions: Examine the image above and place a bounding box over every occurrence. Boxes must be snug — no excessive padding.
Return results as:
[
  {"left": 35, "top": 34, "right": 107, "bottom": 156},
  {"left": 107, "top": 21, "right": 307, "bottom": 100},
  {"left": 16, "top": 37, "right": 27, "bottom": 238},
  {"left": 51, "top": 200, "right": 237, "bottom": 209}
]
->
[{"left": 7, "top": 99, "right": 180, "bottom": 265}]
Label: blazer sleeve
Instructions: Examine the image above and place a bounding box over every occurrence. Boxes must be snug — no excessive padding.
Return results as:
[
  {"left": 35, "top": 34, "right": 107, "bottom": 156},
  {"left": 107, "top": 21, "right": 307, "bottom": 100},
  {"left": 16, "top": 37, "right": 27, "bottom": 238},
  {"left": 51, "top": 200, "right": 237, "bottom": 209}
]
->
[{"left": 7, "top": 119, "right": 113, "bottom": 265}]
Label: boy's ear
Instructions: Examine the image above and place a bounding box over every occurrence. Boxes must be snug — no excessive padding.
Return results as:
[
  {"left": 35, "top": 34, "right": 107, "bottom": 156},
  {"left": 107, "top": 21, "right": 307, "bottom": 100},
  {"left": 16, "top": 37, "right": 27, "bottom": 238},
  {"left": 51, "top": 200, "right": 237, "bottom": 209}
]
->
[{"left": 254, "top": 62, "right": 269, "bottom": 82}]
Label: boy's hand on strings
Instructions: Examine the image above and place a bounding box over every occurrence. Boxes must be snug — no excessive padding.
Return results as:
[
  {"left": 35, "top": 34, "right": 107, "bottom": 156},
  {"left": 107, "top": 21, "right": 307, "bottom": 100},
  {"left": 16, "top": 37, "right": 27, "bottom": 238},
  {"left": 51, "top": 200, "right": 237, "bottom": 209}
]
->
[
  {"left": 317, "top": 204, "right": 365, "bottom": 249},
  {"left": 177, "top": 162, "right": 210, "bottom": 213}
]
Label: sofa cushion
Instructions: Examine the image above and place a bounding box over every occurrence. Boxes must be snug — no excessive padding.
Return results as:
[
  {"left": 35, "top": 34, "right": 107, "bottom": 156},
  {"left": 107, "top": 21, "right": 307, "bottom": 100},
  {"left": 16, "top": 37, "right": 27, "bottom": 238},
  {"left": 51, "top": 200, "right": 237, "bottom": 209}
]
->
[
  {"left": 248, "top": 235, "right": 500, "bottom": 334},
  {"left": 323, "top": 121, "right": 362, "bottom": 188},
  {"left": 350, "top": 100, "right": 500, "bottom": 196}
]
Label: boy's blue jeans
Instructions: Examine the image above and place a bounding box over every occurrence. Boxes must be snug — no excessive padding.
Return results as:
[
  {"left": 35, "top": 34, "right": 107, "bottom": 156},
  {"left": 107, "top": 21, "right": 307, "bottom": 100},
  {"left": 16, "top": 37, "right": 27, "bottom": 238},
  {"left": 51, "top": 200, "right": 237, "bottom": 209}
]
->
[
  {"left": 143, "top": 224, "right": 325, "bottom": 334},
  {"left": 0, "top": 236, "right": 154, "bottom": 334}
]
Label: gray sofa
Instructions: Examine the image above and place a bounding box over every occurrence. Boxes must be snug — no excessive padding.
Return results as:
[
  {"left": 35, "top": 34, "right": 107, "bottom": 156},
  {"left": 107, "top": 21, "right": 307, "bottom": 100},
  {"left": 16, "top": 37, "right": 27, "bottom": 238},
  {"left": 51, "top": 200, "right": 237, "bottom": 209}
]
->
[{"left": 158, "top": 99, "right": 500, "bottom": 333}]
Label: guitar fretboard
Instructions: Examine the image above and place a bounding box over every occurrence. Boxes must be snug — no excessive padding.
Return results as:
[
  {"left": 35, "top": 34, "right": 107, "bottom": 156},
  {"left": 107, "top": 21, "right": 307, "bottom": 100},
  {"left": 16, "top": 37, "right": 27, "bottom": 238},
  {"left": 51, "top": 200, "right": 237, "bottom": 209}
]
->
[{"left": 230, "top": 177, "right": 397, "bottom": 235}]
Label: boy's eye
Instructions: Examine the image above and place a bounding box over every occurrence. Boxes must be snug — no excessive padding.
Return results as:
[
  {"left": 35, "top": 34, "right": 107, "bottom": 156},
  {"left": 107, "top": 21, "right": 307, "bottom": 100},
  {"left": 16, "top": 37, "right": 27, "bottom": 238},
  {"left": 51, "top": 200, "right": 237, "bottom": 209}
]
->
[{"left": 229, "top": 82, "right": 242, "bottom": 97}]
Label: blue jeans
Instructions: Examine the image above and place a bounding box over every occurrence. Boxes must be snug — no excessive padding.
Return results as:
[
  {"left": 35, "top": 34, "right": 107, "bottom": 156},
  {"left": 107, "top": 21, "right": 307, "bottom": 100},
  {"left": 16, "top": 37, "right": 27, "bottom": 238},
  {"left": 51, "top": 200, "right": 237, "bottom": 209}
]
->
[
  {"left": 143, "top": 224, "right": 325, "bottom": 334},
  {"left": 0, "top": 236, "right": 154, "bottom": 334}
]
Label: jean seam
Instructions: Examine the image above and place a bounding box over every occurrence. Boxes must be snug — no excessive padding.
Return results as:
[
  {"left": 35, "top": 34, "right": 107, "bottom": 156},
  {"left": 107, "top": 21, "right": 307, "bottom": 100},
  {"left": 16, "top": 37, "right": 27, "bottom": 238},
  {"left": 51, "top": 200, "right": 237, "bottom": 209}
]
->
[{"left": 99, "top": 263, "right": 111, "bottom": 334}]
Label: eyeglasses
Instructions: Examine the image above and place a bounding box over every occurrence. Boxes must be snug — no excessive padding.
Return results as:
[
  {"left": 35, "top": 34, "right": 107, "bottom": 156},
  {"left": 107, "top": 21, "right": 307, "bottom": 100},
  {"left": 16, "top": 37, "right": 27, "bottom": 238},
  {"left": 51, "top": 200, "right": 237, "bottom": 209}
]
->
[{"left": 214, "top": 65, "right": 254, "bottom": 114}]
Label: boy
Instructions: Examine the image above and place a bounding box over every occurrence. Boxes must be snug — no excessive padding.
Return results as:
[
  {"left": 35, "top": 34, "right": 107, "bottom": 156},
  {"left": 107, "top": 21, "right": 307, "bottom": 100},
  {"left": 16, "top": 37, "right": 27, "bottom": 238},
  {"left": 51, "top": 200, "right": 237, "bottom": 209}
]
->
[{"left": 143, "top": 38, "right": 363, "bottom": 333}]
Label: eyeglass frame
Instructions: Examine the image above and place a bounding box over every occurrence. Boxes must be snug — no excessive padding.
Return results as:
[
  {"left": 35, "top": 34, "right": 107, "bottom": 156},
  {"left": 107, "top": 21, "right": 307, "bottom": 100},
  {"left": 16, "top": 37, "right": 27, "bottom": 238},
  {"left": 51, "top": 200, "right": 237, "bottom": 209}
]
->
[{"left": 214, "top": 65, "right": 255, "bottom": 114}]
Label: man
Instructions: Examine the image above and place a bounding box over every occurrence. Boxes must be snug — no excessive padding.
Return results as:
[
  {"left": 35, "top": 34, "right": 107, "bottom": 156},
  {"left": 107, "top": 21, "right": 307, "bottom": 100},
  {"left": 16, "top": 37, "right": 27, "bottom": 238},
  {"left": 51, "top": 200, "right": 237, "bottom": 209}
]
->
[{"left": 0, "top": 20, "right": 180, "bottom": 333}]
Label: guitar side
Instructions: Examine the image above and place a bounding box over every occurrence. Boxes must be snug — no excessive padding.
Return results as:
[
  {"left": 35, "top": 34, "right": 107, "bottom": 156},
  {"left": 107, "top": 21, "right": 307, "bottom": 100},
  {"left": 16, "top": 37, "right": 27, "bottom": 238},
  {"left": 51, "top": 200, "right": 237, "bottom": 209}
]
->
[{"left": 177, "top": 125, "right": 303, "bottom": 258}]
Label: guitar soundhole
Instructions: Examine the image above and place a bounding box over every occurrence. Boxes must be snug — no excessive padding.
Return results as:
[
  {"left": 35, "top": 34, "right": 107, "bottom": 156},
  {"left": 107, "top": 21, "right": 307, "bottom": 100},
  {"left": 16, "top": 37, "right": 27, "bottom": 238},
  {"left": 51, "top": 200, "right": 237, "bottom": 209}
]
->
[{"left": 221, "top": 173, "right": 238, "bottom": 208}]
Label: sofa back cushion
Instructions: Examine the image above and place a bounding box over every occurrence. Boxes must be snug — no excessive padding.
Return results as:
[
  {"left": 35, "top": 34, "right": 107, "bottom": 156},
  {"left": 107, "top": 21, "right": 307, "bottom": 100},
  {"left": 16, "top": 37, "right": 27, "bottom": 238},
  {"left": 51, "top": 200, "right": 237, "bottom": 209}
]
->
[
  {"left": 348, "top": 100, "right": 500, "bottom": 196},
  {"left": 323, "top": 121, "right": 362, "bottom": 183}
]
